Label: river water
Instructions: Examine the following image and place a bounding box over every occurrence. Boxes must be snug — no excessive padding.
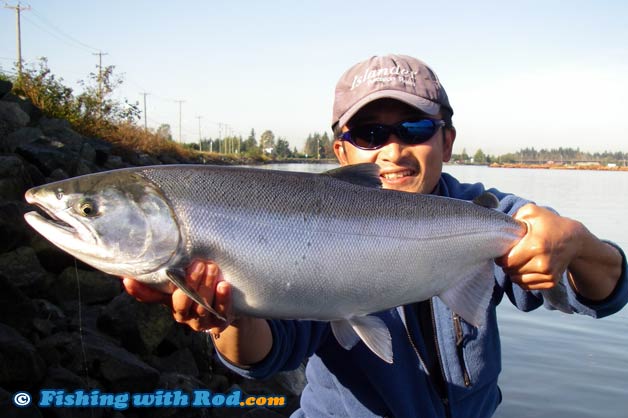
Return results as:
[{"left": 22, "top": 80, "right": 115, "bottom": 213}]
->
[{"left": 256, "top": 163, "right": 628, "bottom": 418}]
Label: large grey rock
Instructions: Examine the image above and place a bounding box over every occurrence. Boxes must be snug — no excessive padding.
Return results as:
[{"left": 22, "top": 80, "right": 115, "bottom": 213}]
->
[
  {"left": 0, "top": 324, "right": 46, "bottom": 390},
  {"left": 34, "top": 119, "right": 110, "bottom": 169},
  {"left": 0, "top": 274, "right": 37, "bottom": 335},
  {"left": 0, "top": 247, "right": 52, "bottom": 296},
  {"left": 0, "top": 101, "right": 29, "bottom": 134},
  {"left": 37, "top": 330, "right": 159, "bottom": 392},
  {"left": 147, "top": 347, "right": 199, "bottom": 376},
  {"left": 98, "top": 293, "right": 174, "bottom": 355},
  {"left": 15, "top": 141, "right": 72, "bottom": 177},
  {"left": 0, "top": 201, "right": 33, "bottom": 253},
  {"left": 0, "top": 79, "right": 12, "bottom": 98},
  {"left": 41, "top": 365, "right": 89, "bottom": 389},
  {"left": 0, "top": 155, "right": 32, "bottom": 201},
  {"left": 0, "top": 127, "right": 44, "bottom": 153},
  {"left": 50, "top": 267, "right": 122, "bottom": 307},
  {"left": 37, "top": 117, "right": 71, "bottom": 133},
  {"left": 3, "top": 94, "right": 42, "bottom": 123}
]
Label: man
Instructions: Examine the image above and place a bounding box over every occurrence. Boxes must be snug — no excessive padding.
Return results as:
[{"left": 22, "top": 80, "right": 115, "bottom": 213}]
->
[{"left": 123, "top": 54, "right": 627, "bottom": 417}]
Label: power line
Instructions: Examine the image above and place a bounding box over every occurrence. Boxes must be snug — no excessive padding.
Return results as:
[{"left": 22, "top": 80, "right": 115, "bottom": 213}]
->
[
  {"left": 28, "top": 6, "right": 100, "bottom": 53},
  {"left": 21, "top": 15, "right": 92, "bottom": 56}
]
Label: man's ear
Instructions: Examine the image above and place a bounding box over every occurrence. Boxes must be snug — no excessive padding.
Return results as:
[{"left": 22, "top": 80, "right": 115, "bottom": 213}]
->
[
  {"left": 442, "top": 127, "right": 456, "bottom": 162},
  {"left": 333, "top": 140, "right": 349, "bottom": 165}
]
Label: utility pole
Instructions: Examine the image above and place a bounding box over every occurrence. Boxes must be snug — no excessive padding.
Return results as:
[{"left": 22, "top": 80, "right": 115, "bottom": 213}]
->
[
  {"left": 140, "top": 92, "right": 149, "bottom": 131},
  {"left": 4, "top": 2, "right": 30, "bottom": 79},
  {"left": 218, "top": 123, "right": 223, "bottom": 154},
  {"left": 196, "top": 116, "right": 202, "bottom": 151},
  {"left": 317, "top": 135, "right": 320, "bottom": 160},
  {"left": 92, "top": 51, "right": 108, "bottom": 117},
  {"left": 175, "top": 100, "right": 185, "bottom": 143}
]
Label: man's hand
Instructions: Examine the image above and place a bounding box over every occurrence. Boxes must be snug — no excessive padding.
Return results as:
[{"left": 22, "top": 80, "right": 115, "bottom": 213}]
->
[
  {"left": 122, "top": 260, "right": 233, "bottom": 335},
  {"left": 497, "top": 203, "right": 585, "bottom": 291},
  {"left": 497, "top": 203, "right": 622, "bottom": 301}
]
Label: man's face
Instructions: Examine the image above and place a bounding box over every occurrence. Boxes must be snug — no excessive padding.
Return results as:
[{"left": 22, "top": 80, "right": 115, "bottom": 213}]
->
[{"left": 333, "top": 99, "right": 456, "bottom": 194}]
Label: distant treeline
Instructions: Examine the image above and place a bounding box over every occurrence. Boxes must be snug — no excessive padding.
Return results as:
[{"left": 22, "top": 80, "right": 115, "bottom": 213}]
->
[
  {"left": 453, "top": 147, "right": 628, "bottom": 165},
  {"left": 184, "top": 130, "right": 335, "bottom": 159}
]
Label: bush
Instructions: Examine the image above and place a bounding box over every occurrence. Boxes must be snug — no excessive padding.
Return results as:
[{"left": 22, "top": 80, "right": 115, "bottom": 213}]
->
[{"left": 3, "top": 58, "right": 195, "bottom": 159}]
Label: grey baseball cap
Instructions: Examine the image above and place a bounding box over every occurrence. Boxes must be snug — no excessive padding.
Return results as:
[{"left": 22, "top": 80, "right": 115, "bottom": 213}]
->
[{"left": 331, "top": 54, "right": 453, "bottom": 130}]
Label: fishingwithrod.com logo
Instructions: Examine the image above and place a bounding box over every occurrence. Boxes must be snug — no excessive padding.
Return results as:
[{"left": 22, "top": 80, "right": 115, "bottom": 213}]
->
[{"left": 12, "top": 389, "right": 287, "bottom": 410}]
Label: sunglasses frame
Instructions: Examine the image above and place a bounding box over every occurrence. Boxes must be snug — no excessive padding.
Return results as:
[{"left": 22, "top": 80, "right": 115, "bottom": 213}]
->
[{"left": 340, "top": 119, "right": 446, "bottom": 151}]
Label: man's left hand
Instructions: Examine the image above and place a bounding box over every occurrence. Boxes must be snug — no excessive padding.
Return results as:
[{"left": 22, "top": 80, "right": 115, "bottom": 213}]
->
[{"left": 496, "top": 203, "right": 585, "bottom": 291}]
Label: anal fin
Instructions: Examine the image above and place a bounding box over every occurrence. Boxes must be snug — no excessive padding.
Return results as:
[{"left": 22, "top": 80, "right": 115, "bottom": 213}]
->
[{"left": 331, "top": 315, "right": 393, "bottom": 364}]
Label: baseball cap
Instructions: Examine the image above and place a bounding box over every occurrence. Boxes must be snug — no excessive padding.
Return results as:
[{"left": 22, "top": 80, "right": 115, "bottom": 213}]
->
[{"left": 331, "top": 54, "right": 453, "bottom": 130}]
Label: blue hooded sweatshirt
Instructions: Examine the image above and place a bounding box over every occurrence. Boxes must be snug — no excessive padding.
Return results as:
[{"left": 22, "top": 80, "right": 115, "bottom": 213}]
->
[{"left": 217, "top": 173, "right": 628, "bottom": 418}]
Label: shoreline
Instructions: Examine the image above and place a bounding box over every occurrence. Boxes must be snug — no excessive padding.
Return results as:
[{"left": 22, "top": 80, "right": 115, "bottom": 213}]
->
[{"left": 487, "top": 163, "right": 628, "bottom": 171}]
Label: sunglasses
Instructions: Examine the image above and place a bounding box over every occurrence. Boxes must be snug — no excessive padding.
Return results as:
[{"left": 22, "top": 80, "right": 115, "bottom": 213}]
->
[{"left": 340, "top": 119, "right": 446, "bottom": 150}]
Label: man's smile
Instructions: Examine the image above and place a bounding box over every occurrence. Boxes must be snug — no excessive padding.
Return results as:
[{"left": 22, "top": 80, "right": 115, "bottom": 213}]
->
[{"left": 380, "top": 169, "right": 416, "bottom": 181}]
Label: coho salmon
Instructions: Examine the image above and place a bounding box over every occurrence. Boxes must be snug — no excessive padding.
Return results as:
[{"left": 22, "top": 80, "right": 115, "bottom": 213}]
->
[{"left": 24, "top": 163, "right": 525, "bottom": 363}]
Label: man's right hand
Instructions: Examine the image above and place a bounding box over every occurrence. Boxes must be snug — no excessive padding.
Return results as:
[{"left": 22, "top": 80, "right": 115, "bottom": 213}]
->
[{"left": 122, "top": 260, "right": 233, "bottom": 335}]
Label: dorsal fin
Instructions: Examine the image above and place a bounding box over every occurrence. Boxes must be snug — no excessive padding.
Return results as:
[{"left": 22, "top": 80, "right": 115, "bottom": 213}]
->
[
  {"left": 323, "top": 163, "right": 382, "bottom": 188},
  {"left": 472, "top": 191, "right": 499, "bottom": 209}
]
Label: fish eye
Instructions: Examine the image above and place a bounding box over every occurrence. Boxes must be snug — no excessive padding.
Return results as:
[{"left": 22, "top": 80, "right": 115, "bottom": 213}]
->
[{"left": 77, "top": 199, "right": 98, "bottom": 217}]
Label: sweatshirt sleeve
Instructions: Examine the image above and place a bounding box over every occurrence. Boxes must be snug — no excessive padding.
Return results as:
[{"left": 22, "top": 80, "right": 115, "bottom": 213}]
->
[{"left": 215, "top": 319, "right": 329, "bottom": 379}]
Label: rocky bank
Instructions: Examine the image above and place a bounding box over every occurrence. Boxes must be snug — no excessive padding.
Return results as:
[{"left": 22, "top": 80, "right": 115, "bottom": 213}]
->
[{"left": 0, "top": 80, "right": 305, "bottom": 418}]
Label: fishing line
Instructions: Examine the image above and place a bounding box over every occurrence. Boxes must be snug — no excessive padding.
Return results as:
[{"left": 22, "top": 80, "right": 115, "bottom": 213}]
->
[{"left": 74, "top": 258, "right": 95, "bottom": 418}]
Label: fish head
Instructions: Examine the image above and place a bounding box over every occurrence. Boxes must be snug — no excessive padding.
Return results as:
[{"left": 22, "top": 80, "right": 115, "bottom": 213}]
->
[{"left": 24, "top": 170, "right": 180, "bottom": 277}]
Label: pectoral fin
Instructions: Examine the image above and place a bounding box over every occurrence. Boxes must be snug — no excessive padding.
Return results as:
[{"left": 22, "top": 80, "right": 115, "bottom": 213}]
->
[
  {"left": 331, "top": 315, "right": 393, "bottom": 363},
  {"left": 166, "top": 268, "right": 226, "bottom": 322}
]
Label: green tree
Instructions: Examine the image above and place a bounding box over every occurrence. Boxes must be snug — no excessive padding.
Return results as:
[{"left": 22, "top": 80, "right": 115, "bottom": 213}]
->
[
  {"left": 260, "top": 130, "right": 275, "bottom": 155},
  {"left": 242, "top": 128, "right": 257, "bottom": 153},
  {"left": 319, "top": 132, "right": 333, "bottom": 158},
  {"left": 474, "top": 149, "right": 487, "bottom": 164},
  {"left": 275, "top": 137, "right": 292, "bottom": 158}
]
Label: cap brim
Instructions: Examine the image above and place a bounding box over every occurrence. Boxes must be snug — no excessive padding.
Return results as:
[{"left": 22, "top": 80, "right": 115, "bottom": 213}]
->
[{"left": 337, "top": 90, "right": 441, "bottom": 129}]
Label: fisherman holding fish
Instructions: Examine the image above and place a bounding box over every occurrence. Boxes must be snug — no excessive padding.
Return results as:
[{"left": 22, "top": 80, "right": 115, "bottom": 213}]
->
[{"left": 116, "top": 55, "right": 627, "bottom": 417}]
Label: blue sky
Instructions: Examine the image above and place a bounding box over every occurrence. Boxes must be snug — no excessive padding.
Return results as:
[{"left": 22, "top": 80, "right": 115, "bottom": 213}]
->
[{"left": 1, "top": 0, "right": 627, "bottom": 155}]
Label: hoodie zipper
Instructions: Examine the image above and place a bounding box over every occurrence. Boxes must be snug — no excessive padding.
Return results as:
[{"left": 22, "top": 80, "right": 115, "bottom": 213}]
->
[
  {"left": 429, "top": 299, "right": 452, "bottom": 418},
  {"left": 453, "top": 313, "right": 472, "bottom": 387}
]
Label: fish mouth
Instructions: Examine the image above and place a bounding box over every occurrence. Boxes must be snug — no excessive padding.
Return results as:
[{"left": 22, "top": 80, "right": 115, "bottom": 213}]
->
[
  {"left": 23, "top": 189, "right": 94, "bottom": 247},
  {"left": 24, "top": 209, "right": 75, "bottom": 235},
  {"left": 24, "top": 191, "right": 73, "bottom": 232}
]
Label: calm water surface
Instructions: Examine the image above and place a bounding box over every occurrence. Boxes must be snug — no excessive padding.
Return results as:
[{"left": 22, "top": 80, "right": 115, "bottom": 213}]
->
[{"left": 259, "top": 163, "right": 628, "bottom": 418}]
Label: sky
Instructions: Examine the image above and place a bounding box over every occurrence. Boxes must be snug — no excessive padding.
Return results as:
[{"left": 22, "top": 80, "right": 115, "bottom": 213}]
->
[{"left": 1, "top": 0, "right": 627, "bottom": 155}]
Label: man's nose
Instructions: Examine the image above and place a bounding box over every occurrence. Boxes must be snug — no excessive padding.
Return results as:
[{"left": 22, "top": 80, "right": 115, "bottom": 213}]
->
[{"left": 379, "top": 135, "right": 404, "bottom": 160}]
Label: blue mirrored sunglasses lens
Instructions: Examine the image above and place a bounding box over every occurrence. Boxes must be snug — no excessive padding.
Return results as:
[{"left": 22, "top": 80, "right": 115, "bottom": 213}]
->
[{"left": 399, "top": 120, "right": 437, "bottom": 143}]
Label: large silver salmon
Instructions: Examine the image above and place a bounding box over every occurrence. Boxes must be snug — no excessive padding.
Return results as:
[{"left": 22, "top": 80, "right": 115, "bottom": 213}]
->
[{"left": 24, "top": 163, "right": 525, "bottom": 363}]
